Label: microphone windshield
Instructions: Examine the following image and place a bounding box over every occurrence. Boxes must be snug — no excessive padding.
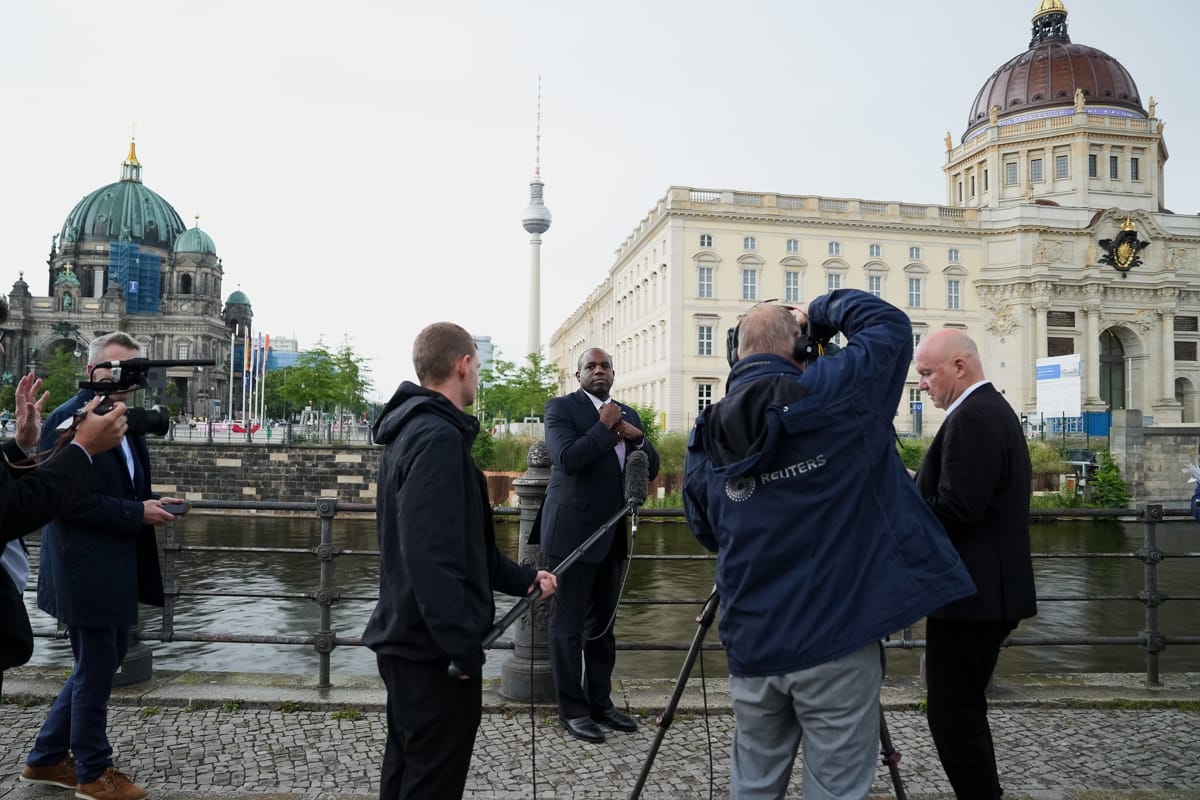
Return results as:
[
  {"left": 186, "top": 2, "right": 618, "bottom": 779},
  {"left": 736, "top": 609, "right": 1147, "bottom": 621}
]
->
[{"left": 624, "top": 449, "right": 650, "bottom": 507}]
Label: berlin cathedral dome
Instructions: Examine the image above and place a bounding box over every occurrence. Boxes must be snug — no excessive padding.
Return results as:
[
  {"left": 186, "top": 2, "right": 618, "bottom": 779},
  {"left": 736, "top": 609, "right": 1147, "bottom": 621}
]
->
[{"left": 965, "top": 0, "right": 1144, "bottom": 139}]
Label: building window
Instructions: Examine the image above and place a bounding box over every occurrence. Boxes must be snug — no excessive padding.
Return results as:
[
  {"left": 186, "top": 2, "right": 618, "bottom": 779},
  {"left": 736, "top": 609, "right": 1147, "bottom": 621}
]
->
[
  {"left": 697, "top": 325, "right": 713, "bottom": 356},
  {"left": 1055, "top": 154, "right": 1069, "bottom": 179},
  {"left": 828, "top": 241, "right": 841, "bottom": 256},
  {"left": 983, "top": 168, "right": 989, "bottom": 190},
  {"left": 907, "top": 277, "right": 922, "bottom": 307},
  {"left": 1176, "top": 341, "right": 1198, "bottom": 362},
  {"left": 1110, "top": 155, "right": 1119, "bottom": 179},
  {"left": 1088, "top": 154, "right": 1098, "bottom": 177},
  {"left": 1030, "top": 158, "right": 1044, "bottom": 182},
  {"left": 912, "top": 332, "right": 923, "bottom": 351},
  {"left": 947, "top": 279, "right": 961, "bottom": 310},
  {"left": 742, "top": 269, "right": 758, "bottom": 300},
  {"left": 743, "top": 236, "right": 757, "bottom": 250},
  {"left": 958, "top": 182, "right": 963, "bottom": 203},
  {"left": 869, "top": 244, "right": 881, "bottom": 258},
  {"left": 1005, "top": 162, "right": 1018, "bottom": 185},
  {"left": 909, "top": 387, "right": 921, "bottom": 407},
  {"left": 698, "top": 383, "right": 713, "bottom": 413},
  {"left": 1047, "top": 336, "right": 1074, "bottom": 357},
  {"left": 178, "top": 343, "right": 190, "bottom": 359},
  {"left": 699, "top": 234, "right": 712, "bottom": 248},
  {"left": 867, "top": 274, "right": 882, "bottom": 297},
  {"left": 1131, "top": 157, "right": 1140, "bottom": 181},
  {"left": 786, "top": 239, "right": 799, "bottom": 253},
  {"left": 785, "top": 271, "right": 801, "bottom": 303},
  {"left": 909, "top": 246, "right": 921, "bottom": 260},
  {"left": 948, "top": 248, "right": 960, "bottom": 262},
  {"left": 970, "top": 175, "right": 976, "bottom": 196},
  {"left": 697, "top": 265, "right": 713, "bottom": 298},
  {"left": 827, "top": 273, "right": 842, "bottom": 291}
]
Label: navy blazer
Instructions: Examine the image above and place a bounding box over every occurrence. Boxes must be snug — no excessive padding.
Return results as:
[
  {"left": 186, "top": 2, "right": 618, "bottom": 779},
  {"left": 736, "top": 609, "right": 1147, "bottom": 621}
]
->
[
  {"left": 36, "top": 391, "right": 165, "bottom": 628},
  {"left": 915, "top": 383, "right": 1037, "bottom": 622},
  {"left": 536, "top": 390, "right": 660, "bottom": 563}
]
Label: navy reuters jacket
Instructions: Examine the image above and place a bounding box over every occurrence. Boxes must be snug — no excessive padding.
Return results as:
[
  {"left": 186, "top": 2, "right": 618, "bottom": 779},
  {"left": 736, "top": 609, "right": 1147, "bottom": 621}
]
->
[{"left": 683, "top": 290, "right": 975, "bottom": 677}]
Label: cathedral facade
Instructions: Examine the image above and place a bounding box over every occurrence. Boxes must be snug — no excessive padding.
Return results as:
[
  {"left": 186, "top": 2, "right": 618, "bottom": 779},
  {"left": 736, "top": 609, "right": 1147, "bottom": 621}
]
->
[
  {"left": 548, "top": 1, "right": 1200, "bottom": 436},
  {"left": 2, "top": 140, "right": 253, "bottom": 418}
]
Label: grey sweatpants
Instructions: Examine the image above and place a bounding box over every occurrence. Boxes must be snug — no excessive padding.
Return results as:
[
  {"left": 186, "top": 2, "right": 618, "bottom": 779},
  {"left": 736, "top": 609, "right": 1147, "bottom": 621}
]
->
[{"left": 728, "top": 642, "right": 882, "bottom": 800}]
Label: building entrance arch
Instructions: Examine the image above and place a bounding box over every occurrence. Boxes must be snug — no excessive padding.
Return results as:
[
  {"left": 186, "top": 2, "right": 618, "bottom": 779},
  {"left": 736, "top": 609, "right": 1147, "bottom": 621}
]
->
[{"left": 1099, "top": 326, "right": 1145, "bottom": 412}]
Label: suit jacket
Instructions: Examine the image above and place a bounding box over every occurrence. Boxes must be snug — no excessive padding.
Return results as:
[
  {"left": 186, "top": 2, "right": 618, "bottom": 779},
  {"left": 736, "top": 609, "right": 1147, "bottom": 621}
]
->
[
  {"left": 36, "top": 391, "right": 165, "bottom": 628},
  {"left": 1, "top": 437, "right": 99, "bottom": 668},
  {"left": 536, "top": 390, "right": 660, "bottom": 562},
  {"left": 915, "top": 383, "right": 1037, "bottom": 621}
]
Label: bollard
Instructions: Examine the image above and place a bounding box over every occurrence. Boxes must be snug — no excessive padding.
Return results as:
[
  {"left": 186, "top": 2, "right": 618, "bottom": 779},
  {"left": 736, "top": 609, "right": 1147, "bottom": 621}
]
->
[{"left": 499, "top": 441, "right": 555, "bottom": 702}]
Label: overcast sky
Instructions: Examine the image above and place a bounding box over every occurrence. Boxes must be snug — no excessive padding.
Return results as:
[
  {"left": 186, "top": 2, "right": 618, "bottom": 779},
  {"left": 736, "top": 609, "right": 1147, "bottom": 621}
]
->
[{"left": 2, "top": 0, "right": 1197, "bottom": 402}]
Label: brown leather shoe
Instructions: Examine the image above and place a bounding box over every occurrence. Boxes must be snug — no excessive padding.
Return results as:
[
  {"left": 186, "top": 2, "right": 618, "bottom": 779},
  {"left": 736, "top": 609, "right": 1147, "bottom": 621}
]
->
[
  {"left": 74, "top": 768, "right": 148, "bottom": 800},
  {"left": 19, "top": 755, "right": 77, "bottom": 788}
]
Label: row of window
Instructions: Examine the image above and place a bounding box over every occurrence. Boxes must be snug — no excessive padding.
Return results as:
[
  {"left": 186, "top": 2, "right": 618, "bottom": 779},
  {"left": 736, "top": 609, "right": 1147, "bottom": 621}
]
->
[
  {"left": 698, "top": 265, "right": 963, "bottom": 307},
  {"left": 1001, "top": 154, "right": 1141, "bottom": 186},
  {"left": 701, "top": 233, "right": 960, "bottom": 263}
]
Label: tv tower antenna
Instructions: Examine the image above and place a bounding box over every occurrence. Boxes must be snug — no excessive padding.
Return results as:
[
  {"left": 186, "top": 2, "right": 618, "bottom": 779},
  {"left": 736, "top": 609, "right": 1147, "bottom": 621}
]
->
[{"left": 522, "top": 76, "right": 552, "bottom": 361}]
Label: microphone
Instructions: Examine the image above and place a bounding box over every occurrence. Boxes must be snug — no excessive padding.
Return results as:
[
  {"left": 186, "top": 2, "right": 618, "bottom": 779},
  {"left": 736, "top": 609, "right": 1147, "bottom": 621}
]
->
[{"left": 624, "top": 449, "right": 650, "bottom": 508}]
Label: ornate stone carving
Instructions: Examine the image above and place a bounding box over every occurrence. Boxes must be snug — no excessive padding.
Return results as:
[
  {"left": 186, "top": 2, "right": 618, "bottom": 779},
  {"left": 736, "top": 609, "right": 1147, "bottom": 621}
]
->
[{"left": 986, "top": 304, "right": 1018, "bottom": 336}]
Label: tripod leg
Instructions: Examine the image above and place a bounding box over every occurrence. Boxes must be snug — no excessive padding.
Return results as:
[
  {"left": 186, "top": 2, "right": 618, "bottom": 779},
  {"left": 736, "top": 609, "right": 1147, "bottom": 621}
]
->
[
  {"left": 628, "top": 588, "right": 720, "bottom": 800},
  {"left": 878, "top": 705, "right": 907, "bottom": 799}
]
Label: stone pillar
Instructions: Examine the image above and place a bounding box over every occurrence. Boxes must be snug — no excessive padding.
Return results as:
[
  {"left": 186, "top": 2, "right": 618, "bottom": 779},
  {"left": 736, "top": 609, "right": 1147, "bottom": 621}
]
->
[
  {"left": 1083, "top": 300, "right": 1103, "bottom": 405},
  {"left": 1028, "top": 299, "right": 1048, "bottom": 408},
  {"left": 1160, "top": 309, "right": 1175, "bottom": 402},
  {"left": 1108, "top": 409, "right": 1145, "bottom": 498},
  {"left": 499, "top": 442, "right": 555, "bottom": 702}
]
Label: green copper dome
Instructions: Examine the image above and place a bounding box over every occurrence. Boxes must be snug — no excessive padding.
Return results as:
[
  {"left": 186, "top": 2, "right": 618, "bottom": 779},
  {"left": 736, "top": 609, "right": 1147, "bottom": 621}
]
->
[
  {"left": 58, "top": 141, "right": 187, "bottom": 250},
  {"left": 226, "top": 289, "right": 251, "bottom": 306},
  {"left": 175, "top": 226, "right": 217, "bottom": 256}
]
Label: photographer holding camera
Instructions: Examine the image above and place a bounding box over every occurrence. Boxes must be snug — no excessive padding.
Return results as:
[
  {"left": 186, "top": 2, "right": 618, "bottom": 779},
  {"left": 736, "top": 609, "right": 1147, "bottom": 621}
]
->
[
  {"left": 683, "top": 289, "right": 974, "bottom": 799},
  {"left": 22, "top": 332, "right": 186, "bottom": 800}
]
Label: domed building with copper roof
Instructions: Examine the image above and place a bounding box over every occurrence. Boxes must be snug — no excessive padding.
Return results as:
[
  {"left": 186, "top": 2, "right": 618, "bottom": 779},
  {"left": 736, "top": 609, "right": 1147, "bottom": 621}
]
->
[
  {"left": 547, "top": 2, "right": 1200, "bottom": 498},
  {"left": 2, "top": 141, "right": 258, "bottom": 417}
]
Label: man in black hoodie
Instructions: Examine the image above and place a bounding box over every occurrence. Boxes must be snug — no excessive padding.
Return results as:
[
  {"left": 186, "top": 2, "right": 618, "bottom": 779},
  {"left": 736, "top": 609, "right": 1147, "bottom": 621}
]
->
[{"left": 362, "top": 322, "right": 556, "bottom": 800}]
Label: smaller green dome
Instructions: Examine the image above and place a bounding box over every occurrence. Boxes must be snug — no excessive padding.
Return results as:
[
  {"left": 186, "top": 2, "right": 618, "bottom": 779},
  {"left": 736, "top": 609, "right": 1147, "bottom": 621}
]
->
[
  {"left": 226, "top": 290, "right": 251, "bottom": 306},
  {"left": 175, "top": 226, "right": 217, "bottom": 256}
]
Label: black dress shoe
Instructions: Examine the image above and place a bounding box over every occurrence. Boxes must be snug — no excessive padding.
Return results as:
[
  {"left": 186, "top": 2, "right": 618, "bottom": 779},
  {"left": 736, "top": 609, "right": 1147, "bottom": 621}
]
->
[
  {"left": 560, "top": 716, "right": 605, "bottom": 743},
  {"left": 592, "top": 707, "right": 638, "bottom": 732}
]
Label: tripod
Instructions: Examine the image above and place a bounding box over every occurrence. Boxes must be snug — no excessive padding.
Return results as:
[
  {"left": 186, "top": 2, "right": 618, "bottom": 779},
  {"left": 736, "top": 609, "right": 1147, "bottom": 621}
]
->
[{"left": 629, "top": 588, "right": 907, "bottom": 800}]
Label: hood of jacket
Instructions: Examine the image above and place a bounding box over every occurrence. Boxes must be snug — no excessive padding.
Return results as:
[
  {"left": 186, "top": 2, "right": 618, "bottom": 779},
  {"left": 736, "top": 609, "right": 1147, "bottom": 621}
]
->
[
  {"left": 372, "top": 380, "right": 479, "bottom": 447},
  {"left": 700, "top": 354, "right": 811, "bottom": 477}
]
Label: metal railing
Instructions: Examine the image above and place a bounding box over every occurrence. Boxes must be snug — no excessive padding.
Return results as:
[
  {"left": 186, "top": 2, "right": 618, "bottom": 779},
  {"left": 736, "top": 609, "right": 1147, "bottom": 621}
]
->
[{"left": 26, "top": 501, "right": 1200, "bottom": 690}]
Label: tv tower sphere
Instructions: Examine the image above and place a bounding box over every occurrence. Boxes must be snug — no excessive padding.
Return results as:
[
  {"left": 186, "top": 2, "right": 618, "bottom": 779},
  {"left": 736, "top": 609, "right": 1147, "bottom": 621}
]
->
[{"left": 523, "top": 178, "right": 552, "bottom": 234}]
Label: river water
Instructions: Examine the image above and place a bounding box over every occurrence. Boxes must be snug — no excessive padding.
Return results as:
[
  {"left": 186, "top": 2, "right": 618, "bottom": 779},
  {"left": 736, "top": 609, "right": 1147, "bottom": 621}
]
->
[{"left": 22, "top": 515, "right": 1200, "bottom": 682}]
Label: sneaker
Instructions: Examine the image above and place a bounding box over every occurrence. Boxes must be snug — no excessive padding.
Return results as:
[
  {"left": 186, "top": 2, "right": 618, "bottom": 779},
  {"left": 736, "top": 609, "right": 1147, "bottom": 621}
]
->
[
  {"left": 74, "top": 768, "right": 148, "bottom": 800},
  {"left": 19, "top": 755, "right": 77, "bottom": 788}
]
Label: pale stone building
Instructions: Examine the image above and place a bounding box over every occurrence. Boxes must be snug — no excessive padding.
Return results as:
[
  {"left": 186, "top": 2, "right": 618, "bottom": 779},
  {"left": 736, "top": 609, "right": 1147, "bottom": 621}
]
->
[{"left": 548, "top": 1, "right": 1200, "bottom": 438}]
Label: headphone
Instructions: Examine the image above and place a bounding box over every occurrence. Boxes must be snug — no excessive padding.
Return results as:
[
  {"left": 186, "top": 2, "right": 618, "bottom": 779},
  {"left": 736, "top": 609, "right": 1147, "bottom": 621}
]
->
[{"left": 725, "top": 301, "right": 840, "bottom": 368}]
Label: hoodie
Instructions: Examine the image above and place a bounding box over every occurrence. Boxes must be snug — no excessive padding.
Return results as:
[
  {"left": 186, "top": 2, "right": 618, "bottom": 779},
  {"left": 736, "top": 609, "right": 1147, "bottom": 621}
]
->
[{"left": 361, "top": 381, "right": 535, "bottom": 676}]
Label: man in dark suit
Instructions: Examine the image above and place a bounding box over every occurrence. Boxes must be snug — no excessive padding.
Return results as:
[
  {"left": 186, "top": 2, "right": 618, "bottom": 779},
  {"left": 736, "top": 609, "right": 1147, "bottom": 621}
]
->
[
  {"left": 914, "top": 328, "right": 1037, "bottom": 800},
  {"left": 538, "top": 347, "right": 659, "bottom": 743},
  {"left": 22, "top": 332, "right": 186, "bottom": 800},
  {"left": 0, "top": 305, "right": 128, "bottom": 693}
]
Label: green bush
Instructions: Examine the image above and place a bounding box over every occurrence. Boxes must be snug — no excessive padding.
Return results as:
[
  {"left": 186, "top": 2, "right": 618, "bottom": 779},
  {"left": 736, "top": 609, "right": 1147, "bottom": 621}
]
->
[
  {"left": 896, "top": 438, "right": 928, "bottom": 471},
  {"left": 657, "top": 432, "right": 687, "bottom": 475},
  {"left": 1028, "top": 440, "right": 1069, "bottom": 474},
  {"left": 627, "top": 403, "right": 663, "bottom": 449},
  {"left": 1089, "top": 449, "right": 1132, "bottom": 508},
  {"left": 488, "top": 435, "right": 540, "bottom": 472},
  {"left": 1030, "top": 490, "right": 1082, "bottom": 509},
  {"left": 471, "top": 429, "right": 496, "bottom": 469}
]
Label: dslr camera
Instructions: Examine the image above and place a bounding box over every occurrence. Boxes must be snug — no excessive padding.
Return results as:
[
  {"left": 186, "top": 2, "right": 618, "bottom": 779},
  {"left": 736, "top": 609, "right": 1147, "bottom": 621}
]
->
[{"left": 80, "top": 357, "right": 216, "bottom": 437}]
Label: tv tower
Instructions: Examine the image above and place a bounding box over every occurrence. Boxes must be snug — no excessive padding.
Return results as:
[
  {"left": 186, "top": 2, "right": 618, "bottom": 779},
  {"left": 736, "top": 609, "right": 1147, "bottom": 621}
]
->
[{"left": 522, "top": 77, "right": 552, "bottom": 360}]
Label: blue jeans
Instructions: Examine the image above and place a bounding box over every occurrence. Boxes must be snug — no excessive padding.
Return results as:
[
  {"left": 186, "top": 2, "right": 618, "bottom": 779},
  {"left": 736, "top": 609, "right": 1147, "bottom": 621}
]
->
[
  {"left": 27, "top": 626, "right": 129, "bottom": 783},
  {"left": 728, "top": 642, "right": 882, "bottom": 800}
]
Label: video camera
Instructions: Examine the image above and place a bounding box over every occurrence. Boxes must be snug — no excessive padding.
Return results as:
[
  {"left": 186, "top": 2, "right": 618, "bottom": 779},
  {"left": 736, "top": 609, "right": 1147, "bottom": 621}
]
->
[{"left": 79, "top": 358, "right": 216, "bottom": 437}]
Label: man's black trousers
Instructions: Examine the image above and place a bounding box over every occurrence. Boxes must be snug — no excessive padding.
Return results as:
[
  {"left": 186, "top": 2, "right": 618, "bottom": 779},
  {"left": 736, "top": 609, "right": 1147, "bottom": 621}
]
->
[
  {"left": 376, "top": 653, "right": 481, "bottom": 800},
  {"left": 925, "top": 617, "right": 1017, "bottom": 800}
]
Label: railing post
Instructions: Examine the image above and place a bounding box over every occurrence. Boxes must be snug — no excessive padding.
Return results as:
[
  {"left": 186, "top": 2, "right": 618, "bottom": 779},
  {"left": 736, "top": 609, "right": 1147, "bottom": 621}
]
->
[
  {"left": 160, "top": 517, "right": 178, "bottom": 643},
  {"left": 312, "top": 498, "right": 340, "bottom": 689},
  {"left": 1135, "top": 503, "right": 1166, "bottom": 687},
  {"left": 500, "top": 441, "right": 554, "bottom": 701}
]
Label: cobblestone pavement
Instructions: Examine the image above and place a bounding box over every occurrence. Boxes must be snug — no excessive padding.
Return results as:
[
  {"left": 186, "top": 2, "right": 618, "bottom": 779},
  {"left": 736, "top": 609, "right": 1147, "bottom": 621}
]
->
[{"left": 2, "top": 702, "right": 1199, "bottom": 799}]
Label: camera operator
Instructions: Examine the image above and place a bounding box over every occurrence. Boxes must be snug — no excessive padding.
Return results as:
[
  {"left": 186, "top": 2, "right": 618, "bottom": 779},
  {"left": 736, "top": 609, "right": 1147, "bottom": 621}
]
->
[
  {"left": 1, "top": 305, "right": 129, "bottom": 696},
  {"left": 683, "top": 289, "right": 974, "bottom": 799},
  {"left": 21, "top": 332, "right": 185, "bottom": 800}
]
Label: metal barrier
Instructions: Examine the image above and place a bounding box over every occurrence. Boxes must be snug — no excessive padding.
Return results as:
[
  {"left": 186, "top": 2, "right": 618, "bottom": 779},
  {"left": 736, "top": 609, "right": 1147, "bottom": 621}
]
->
[{"left": 28, "top": 501, "right": 1200, "bottom": 690}]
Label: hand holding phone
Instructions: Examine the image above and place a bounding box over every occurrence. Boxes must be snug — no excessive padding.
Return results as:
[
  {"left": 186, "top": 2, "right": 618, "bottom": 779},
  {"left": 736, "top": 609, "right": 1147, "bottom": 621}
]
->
[{"left": 161, "top": 502, "right": 191, "bottom": 516}]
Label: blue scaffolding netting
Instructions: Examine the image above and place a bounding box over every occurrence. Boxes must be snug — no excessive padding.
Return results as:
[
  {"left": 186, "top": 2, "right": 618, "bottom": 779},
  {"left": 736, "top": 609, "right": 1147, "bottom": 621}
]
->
[{"left": 109, "top": 240, "right": 162, "bottom": 315}]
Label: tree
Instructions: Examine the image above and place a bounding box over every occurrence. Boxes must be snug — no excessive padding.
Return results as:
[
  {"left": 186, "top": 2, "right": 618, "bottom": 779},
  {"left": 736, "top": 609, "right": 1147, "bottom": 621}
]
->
[
  {"left": 42, "top": 350, "right": 84, "bottom": 412},
  {"left": 1090, "top": 450, "right": 1132, "bottom": 508},
  {"left": 473, "top": 351, "right": 558, "bottom": 427},
  {"left": 270, "top": 340, "right": 373, "bottom": 421},
  {"left": 627, "top": 403, "right": 663, "bottom": 449}
]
